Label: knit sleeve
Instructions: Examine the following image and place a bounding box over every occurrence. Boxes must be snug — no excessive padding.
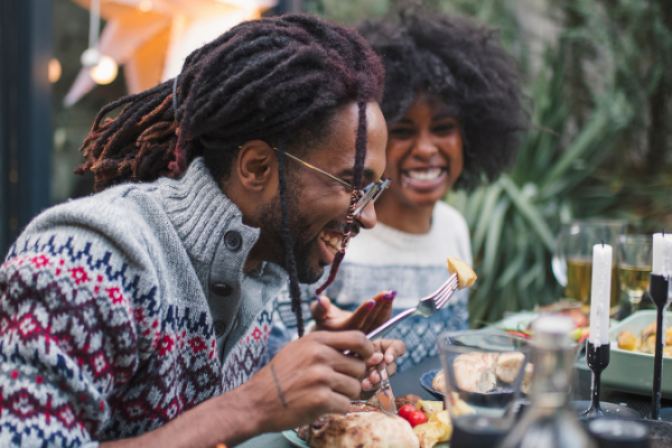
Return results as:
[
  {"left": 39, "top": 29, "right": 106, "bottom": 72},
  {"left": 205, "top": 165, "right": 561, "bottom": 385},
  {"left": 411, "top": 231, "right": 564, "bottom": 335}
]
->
[{"left": 0, "top": 227, "right": 158, "bottom": 447}]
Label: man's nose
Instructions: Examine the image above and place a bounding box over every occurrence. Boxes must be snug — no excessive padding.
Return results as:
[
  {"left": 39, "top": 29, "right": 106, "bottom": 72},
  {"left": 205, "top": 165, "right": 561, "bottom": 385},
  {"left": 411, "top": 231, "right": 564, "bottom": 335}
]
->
[{"left": 356, "top": 200, "right": 377, "bottom": 230}]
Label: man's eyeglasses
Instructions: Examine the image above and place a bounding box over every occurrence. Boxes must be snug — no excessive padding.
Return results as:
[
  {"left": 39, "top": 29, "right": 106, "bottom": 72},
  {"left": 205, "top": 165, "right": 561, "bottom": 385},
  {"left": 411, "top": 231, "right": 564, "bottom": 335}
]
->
[{"left": 275, "top": 148, "right": 390, "bottom": 217}]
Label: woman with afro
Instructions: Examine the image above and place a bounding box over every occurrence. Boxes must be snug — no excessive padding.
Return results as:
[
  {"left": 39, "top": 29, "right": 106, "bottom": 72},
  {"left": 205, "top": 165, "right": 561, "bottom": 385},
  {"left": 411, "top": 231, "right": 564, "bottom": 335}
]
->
[{"left": 285, "top": 11, "right": 529, "bottom": 372}]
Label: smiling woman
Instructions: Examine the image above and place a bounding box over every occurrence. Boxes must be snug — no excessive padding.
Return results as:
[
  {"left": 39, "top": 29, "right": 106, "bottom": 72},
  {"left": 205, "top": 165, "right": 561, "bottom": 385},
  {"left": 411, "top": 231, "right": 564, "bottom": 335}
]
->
[{"left": 274, "top": 10, "right": 530, "bottom": 372}]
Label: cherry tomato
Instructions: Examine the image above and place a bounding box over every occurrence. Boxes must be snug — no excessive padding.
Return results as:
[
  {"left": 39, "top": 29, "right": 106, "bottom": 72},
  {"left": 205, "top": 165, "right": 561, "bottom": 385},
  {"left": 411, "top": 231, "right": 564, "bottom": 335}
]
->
[
  {"left": 398, "top": 404, "right": 416, "bottom": 421},
  {"left": 407, "top": 410, "right": 428, "bottom": 427}
]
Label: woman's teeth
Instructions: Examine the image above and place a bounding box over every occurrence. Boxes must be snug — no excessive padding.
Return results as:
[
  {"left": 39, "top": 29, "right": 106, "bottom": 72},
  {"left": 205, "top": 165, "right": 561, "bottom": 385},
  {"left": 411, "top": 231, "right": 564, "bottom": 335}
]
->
[
  {"left": 319, "top": 231, "right": 340, "bottom": 254},
  {"left": 404, "top": 168, "right": 444, "bottom": 181}
]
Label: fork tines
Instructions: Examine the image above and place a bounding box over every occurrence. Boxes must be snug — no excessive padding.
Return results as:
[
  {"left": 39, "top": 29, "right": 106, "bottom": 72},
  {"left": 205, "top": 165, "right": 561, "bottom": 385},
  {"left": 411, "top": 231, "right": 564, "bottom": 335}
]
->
[{"left": 433, "top": 275, "right": 458, "bottom": 310}]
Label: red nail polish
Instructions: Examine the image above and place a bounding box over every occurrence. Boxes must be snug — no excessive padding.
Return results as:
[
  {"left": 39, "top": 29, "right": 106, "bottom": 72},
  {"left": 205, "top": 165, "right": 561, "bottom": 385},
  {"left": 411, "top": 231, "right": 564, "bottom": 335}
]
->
[
  {"left": 384, "top": 291, "right": 397, "bottom": 301},
  {"left": 366, "top": 300, "right": 376, "bottom": 310}
]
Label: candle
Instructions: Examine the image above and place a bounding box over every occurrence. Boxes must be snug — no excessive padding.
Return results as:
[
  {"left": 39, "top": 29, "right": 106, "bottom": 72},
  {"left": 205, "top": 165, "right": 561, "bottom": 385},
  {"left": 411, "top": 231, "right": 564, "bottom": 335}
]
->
[
  {"left": 652, "top": 233, "right": 672, "bottom": 277},
  {"left": 589, "top": 244, "right": 612, "bottom": 347}
]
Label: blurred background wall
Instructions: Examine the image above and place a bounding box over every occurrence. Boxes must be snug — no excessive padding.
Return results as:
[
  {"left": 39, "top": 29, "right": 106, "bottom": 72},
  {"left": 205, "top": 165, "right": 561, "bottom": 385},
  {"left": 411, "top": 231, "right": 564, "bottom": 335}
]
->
[{"left": 1, "top": 0, "right": 670, "bottom": 320}]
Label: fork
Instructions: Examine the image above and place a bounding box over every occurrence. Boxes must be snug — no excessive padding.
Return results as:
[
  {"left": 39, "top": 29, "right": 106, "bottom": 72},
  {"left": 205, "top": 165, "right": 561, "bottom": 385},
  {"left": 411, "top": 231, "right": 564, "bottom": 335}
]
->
[{"left": 365, "top": 273, "right": 459, "bottom": 341}]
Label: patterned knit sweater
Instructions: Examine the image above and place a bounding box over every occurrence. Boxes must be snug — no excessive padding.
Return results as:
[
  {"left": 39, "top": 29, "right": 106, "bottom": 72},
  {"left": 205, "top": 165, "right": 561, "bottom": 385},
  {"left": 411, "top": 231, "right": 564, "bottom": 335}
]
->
[{"left": 0, "top": 158, "right": 286, "bottom": 447}]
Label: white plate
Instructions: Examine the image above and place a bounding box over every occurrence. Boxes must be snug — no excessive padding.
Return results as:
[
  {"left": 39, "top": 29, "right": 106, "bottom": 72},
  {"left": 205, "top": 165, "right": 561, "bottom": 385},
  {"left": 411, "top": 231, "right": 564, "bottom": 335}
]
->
[
  {"left": 495, "top": 311, "right": 539, "bottom": 332},
  {"left": 282, "top": 429, "right": 449, "bottom": 447}
]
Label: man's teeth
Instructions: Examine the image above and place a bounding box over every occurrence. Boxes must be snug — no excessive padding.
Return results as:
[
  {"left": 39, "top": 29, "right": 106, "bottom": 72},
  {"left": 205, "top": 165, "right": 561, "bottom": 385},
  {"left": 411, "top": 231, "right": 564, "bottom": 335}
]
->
[
  {"left": 405, "top": 168, "right": 443, "bottom": 181},
  {"left": 319, "top": 231, "right": 340, "bottom": 255}
]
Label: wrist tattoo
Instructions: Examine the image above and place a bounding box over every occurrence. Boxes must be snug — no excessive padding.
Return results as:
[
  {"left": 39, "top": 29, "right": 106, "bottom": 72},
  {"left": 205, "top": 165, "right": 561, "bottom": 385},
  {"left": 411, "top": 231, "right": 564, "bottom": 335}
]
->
[{"left": 271, "top": 364, "right": 288, "bottom": 408}]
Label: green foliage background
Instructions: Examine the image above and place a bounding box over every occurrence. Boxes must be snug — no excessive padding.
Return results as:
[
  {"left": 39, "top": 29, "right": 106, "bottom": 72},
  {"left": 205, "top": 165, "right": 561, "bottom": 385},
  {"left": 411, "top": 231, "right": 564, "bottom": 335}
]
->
[{"left": 307, "top": 0, "right": 672, "bottom": 323}]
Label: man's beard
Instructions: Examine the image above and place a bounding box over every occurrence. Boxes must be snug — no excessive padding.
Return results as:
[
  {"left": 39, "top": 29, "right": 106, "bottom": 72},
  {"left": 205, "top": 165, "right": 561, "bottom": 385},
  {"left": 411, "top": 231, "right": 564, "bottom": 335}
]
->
[{"left": 258, "top": 191, "right": 339, "bottom": 284}]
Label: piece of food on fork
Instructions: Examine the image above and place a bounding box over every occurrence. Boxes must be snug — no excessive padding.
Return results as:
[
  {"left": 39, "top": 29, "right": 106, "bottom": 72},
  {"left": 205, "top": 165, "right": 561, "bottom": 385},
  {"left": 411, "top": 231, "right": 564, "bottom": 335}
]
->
[{"left": 446, "top": 256, "right": 477, "bottom": 290}]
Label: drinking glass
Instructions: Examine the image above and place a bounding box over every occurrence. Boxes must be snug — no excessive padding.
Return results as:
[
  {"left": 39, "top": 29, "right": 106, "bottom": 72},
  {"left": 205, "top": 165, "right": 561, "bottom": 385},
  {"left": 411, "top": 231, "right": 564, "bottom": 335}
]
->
[
  {"left": 437, "top": 331, "right": 531, "bottom": 448},
  {"left": 552, "top": 220, "right": 626, "bottom": 309},
  {"left": 618, "top": 234, "right": 652, "bottom": 314}
]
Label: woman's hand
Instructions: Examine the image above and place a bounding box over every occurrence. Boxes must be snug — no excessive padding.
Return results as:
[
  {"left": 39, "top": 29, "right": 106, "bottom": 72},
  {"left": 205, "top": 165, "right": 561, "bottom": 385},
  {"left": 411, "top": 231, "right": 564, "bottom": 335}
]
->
[{"left": 310, "top": 290, "right": 396, "bottom": 334}]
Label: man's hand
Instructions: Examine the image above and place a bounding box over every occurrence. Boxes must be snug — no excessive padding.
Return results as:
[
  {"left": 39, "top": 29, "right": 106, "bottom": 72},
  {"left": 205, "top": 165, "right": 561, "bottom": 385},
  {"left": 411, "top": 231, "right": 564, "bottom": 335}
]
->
[
  {"left": 236, "top": 331, "right": 376, "bottom": 434},
  {"left": 361, "top": 338, "right": 407, "bottom": 391},
  {"left": 311, "top": 290, "right": 396, "bottom": 334}
]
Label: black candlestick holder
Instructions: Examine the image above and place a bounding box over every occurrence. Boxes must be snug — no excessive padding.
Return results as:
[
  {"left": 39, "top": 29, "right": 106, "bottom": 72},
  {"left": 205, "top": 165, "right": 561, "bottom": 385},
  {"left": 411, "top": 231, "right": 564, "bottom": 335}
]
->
[
  {"left": 581, "top": 342, "right": 610, "bottom": 418},
  {"left": 572, "top": 342, "right": 641, "bottom": 419},
  {"left": 649, "top": 273, "right": 670, "bottom": 421}
]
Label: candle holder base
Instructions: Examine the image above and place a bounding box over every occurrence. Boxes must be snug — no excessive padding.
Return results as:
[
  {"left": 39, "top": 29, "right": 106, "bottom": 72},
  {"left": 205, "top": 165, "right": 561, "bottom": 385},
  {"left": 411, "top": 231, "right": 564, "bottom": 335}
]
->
[
  {"left": 571, "top": 400, "right": 641, "bottom": 419},
  {"left": 650, "top": 407, "right": 672, "bottom": 422},
  {"left": 579, "top": 342, "right": 611, "bottom": 418}
]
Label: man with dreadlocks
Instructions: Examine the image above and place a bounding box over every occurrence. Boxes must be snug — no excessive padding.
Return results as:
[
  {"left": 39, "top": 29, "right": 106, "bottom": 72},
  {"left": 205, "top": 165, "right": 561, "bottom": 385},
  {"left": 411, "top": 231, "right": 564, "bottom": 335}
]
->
[{"left": 0, "top": 14, "right": 405, "bottom": 448}]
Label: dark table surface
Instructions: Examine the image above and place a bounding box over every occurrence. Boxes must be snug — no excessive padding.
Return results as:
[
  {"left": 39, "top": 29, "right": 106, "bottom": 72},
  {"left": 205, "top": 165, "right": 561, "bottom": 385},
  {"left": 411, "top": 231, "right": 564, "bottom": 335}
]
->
[
  {"left": 238, "top": 353, "right": 672, "bottom": 447},
  {"left": 390, "top": 354, "right": 672, "bottom": 417}
]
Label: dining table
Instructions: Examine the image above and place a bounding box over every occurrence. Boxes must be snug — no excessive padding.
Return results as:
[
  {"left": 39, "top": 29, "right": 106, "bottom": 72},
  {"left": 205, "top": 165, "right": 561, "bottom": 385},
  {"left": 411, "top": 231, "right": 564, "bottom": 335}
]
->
[{"left": 236, "top": 354, "right": 672, "bottom": 448}]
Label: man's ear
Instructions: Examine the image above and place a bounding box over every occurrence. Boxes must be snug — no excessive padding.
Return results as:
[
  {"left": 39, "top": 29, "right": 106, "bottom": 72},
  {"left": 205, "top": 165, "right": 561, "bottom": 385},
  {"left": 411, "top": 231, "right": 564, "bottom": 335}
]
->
[{"left": 236, "top": 140, "right": 277, "bottom": 192}]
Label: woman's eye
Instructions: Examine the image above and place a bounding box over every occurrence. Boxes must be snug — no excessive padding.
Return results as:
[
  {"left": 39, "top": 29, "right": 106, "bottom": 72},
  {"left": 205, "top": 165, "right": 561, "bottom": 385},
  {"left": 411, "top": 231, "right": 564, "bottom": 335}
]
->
[{"left": 433, "top": 122, "right": 457, "bottom": 134}]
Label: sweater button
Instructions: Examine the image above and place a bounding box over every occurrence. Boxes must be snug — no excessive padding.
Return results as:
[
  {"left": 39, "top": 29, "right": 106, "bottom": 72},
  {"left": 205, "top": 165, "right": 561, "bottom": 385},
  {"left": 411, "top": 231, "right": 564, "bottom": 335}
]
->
[
  {"left": 211, "top": 282, "right": 233, "bottom": 297},
  {"left": 213, "top": 320, "right": 227, "bottom": 336},
  {"left": 224, "top": 231, "right": 242, "bottom": 252}
]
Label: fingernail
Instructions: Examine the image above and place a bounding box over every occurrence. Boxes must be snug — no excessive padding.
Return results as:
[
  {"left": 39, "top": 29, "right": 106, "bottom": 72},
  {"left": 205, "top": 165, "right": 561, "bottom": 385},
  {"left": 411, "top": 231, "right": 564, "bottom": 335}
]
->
[
  {"left": 316, "top": 296, "right": 324, "bottom": 308},
  {"left": 366, "top": 300, "right": 376, "bottom": 310},
  {"left": 384, "top": 291, "right": 397, "bottom": 301}
]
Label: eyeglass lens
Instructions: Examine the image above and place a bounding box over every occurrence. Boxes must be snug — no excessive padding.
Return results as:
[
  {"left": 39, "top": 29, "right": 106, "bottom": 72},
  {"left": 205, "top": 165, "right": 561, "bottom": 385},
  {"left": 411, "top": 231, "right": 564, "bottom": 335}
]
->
[{"left": 352, "top": 179, "right": 390, "bottom": 216}]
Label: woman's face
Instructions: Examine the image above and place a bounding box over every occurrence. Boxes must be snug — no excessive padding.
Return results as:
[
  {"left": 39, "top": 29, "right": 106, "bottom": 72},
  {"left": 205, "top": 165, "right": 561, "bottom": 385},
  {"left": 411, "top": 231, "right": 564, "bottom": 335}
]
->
[{"left": 382, "top": 93, "right": 464, "bottom": 209}]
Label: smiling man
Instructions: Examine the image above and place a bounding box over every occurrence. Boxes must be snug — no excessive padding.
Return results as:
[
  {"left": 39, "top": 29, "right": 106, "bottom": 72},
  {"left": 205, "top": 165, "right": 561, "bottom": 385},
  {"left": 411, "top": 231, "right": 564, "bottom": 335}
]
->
[{"left": 0, "top": 14, "right": 405, "bottom": 448}]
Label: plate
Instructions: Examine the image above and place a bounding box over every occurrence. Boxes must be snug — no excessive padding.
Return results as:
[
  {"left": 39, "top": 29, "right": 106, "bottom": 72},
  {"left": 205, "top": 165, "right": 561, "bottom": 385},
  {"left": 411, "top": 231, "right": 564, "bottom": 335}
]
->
[
  {"left": 496, "top": 311, "right": 539, "bottom": 332},
  {"left": 282, "top": 430, "right": 308, "bottom": 447},
  {"left": 575, "top": 310, "right": 672, "bottom": 398},
  {"left": 420, "top": 369, "right": 444, "bottom": 400},
  {"left": 282, "top": 426, "right": 450, "bottom": 447}
]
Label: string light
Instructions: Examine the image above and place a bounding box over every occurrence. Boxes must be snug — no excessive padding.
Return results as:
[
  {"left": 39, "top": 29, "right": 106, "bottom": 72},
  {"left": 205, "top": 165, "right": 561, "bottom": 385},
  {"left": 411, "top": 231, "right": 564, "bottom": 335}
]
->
[
  {"left": 138, "top": 0, "right": 153, "bottom": 12},
  {"left": 90, "top": 56, "right": 118, "bottom": 85},
  {"left": 48, "top": 58, "right": 62, "bottom": 83}
]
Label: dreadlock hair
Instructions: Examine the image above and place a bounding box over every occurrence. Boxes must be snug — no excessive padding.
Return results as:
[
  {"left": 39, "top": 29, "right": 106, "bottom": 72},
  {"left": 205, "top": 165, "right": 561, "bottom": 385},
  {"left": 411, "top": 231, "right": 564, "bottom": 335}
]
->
[
  {"left": 76, "top": 14, "right": 384, "bottom": 336},
  {"left": 358, "top": 10, "right": 529, "bottom": 190}
]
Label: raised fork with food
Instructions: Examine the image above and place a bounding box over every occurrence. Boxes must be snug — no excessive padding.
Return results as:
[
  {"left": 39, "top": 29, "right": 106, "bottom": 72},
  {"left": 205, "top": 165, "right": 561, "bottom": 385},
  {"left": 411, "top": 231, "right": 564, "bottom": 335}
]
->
[{"left": 364, "top": 257, "right": 476, "bottom": 341}]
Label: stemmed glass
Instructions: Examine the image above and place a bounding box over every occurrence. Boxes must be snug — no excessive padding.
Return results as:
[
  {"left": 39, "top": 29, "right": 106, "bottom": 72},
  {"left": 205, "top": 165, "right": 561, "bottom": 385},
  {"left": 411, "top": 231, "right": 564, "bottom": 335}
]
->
[
  {"left": 552, "top": 220, "right": 626, "bottom": 309},
  {"left": 618, "top": 235, "right": 653, "bottom": 314}
]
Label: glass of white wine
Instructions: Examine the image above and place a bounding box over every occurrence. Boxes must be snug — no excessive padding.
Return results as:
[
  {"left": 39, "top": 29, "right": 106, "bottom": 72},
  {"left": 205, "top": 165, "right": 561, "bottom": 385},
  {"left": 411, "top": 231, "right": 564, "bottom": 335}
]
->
[
  {"left": 552, "top": 220, "right": 626, "bottom": 309},
  {"left": 618, "top": 234, "right": 652, "bottom": 314}
]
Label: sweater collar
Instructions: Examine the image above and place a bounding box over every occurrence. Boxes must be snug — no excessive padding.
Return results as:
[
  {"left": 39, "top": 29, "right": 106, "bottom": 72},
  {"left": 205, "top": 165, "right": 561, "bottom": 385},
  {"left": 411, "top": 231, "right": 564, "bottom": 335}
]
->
[{"left": 158, "top": 157, "right": 261, "bottom": 272}]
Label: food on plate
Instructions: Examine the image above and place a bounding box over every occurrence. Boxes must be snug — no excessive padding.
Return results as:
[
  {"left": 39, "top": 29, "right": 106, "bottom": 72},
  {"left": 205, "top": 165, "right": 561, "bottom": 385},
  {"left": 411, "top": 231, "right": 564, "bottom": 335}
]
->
[
  {"left": 431, "top": 370, "right": 446, "bottom": 393},
  {"left": 305, "top": 411, "right": 419, "bottom": 448},
  {"left": 432, "top": 353, "right": 533, "bottom": 395},
  {"left": 618, "top": 331, "right": 637, "bottom": 351},
  {"left": 398, "top": 404, "right": 417, "bottom": 421},
  {"left": 407, "top": 410, "right": 428, "bottom": 428},
  {"left": 446, "top": 256, "right": 477, "bottom": 289},
  {"left": 495, "top": 352, "right": 525, "bottom": 383},
  {"left": 413, "top": 411, "right": 449, "bottom": 448},
  {"left": 521, "top": 363, "right": 533, "bottom": 395},
  {"left": 453, "top": 352, "right": 498, "bottom": 393},
  {"left": 617, "top": 323, "right": 672, "bottom": 356},
  {"left": 298, "top": 394, "right": 473, "bottom": 448},
  {"left": 412, "top": 398, "right": 473, "bottom": 448}
]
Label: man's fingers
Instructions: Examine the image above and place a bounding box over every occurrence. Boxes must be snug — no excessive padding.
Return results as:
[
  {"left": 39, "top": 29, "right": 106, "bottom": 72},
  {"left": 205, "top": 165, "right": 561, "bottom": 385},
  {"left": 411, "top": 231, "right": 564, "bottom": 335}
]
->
[
  {"left": 327, "top": 371, "right": 363, "bottom": 400},
  {"left": 330, "top": 352, "right": 369, "bottom": 378},
  {"left": 316, "top": 330, "right": 375, "bottom": 360}
]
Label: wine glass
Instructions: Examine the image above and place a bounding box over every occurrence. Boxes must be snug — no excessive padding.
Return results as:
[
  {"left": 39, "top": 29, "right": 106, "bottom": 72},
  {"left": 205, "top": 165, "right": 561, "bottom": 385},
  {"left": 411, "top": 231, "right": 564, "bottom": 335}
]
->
[
  {"left": 618, "top": 234, "right": 652, "bottom": 314},
  {"left": 551, "top": 220, "right": 626, "bottom": 309}
]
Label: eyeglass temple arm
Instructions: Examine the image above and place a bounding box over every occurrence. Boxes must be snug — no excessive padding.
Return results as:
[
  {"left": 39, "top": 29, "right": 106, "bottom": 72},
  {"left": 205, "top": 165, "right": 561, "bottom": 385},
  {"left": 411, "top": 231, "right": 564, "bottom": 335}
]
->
[{"left": 274, "top": 148, "right": 353, "bottom": 189}]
